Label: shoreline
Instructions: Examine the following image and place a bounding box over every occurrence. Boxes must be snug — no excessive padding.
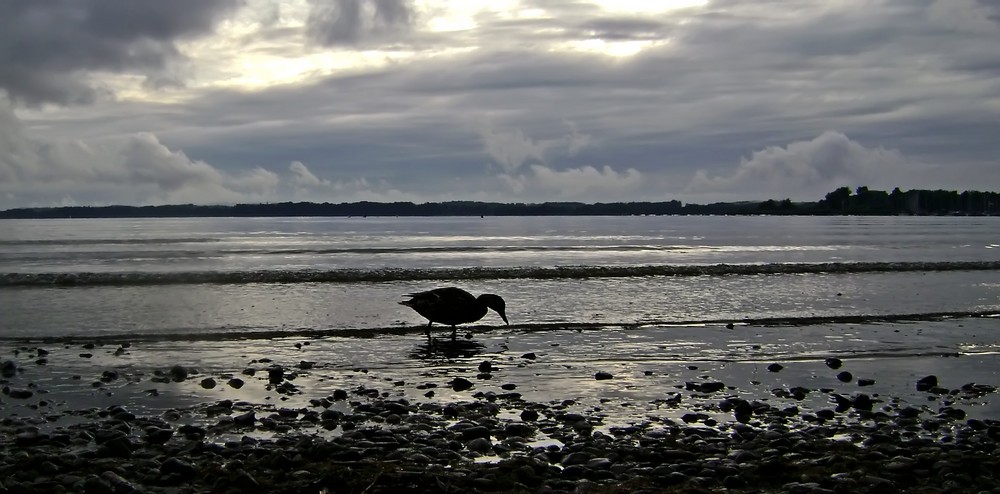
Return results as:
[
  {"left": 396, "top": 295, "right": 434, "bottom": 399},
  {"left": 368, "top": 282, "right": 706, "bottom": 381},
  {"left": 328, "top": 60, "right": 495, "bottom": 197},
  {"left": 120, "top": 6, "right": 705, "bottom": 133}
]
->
[
  {"left": 3, "top": 321, "right": 999, "bottom": 493},
  {"left": 3, "top": 392, "right": 998, "bottom": 493}
]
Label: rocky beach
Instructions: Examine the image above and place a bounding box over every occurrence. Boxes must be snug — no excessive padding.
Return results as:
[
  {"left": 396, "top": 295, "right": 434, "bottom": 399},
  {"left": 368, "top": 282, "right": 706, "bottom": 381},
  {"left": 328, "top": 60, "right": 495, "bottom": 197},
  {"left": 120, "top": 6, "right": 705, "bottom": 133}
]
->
[{"left": 2, "top": 317, "right": 999, "bottom": 494}]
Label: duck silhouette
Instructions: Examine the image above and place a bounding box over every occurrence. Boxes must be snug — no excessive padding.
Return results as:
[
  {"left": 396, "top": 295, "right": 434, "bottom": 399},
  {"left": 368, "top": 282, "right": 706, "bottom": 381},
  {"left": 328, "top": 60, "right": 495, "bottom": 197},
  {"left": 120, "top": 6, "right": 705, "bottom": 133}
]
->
[{"left": 400, "top": 287, "right": 509, "bottom": 340}]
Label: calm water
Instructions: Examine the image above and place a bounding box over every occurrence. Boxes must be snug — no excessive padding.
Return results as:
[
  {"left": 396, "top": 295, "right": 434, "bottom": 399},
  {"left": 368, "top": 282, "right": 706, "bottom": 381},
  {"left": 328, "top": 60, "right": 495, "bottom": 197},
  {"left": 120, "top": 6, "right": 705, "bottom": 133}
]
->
[
  {"left": 2, "top": 215, "right": 999, "bottom": 275},
  {"left": 1, "top": 215, "right": 999, "bottom": 339}
]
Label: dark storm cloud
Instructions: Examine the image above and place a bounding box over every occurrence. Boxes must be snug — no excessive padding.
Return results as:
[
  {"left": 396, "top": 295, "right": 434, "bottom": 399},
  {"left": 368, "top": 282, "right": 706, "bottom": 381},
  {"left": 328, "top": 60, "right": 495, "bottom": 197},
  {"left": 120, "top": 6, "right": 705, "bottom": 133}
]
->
[
  {"left": 0, "top": 0, "right": 241, "bottom": 106},
  {"left": 306, "top": 0, "right": 413, "bottom": 45},
  {"left": 4, "top": 0, "right": 1000, "bottom": 207}
]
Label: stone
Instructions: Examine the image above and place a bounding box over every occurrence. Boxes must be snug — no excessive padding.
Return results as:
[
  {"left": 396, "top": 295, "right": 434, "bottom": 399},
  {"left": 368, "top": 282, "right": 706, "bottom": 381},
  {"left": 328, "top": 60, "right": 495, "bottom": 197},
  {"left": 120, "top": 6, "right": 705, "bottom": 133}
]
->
[
  {"left": 595, "top": 371, "right": 614, "bottom": 380},
  {"left": 1, "top": 360, "right": 18, "bottom": 377},
  {"left": 168, "top": 365, "right": 188, "bottom": 382},
  {"left": 916, "top": 375, "right": 938, "bottom": 392},
  {"left": 451, "top": 377, "right": 474, "bottom": 391}
]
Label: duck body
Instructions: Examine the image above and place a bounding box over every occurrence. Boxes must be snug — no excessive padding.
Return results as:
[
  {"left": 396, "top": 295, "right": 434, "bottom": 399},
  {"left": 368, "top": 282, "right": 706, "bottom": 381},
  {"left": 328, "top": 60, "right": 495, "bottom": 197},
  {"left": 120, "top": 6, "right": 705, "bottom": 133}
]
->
[{"left": 400, "top": 287, "right": 508, "bottom": 339}]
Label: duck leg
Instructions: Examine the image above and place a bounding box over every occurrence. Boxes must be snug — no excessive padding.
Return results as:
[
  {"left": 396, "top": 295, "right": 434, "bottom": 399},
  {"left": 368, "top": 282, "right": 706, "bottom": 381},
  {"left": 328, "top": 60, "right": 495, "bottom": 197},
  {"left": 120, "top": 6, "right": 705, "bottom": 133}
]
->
[
  {"left": 451, "top": 325, "right": 458, "bottom": 341},
  {"left": 426, "top": 322, "right": 433, "bottom": 343}
]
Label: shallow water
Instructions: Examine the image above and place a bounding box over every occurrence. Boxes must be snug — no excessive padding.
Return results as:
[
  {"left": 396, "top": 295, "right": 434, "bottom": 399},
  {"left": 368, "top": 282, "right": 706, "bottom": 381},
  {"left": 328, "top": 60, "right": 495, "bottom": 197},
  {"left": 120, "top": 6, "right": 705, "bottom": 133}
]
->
[
  {"left": 1, "top": 215, "right": 998, "bottom": 433},
  {"left": 1, "top": 271, "right": 998, "bottom": 339},
  {"left": 2, "top": 317, "right": 997, "bottom": 434}
]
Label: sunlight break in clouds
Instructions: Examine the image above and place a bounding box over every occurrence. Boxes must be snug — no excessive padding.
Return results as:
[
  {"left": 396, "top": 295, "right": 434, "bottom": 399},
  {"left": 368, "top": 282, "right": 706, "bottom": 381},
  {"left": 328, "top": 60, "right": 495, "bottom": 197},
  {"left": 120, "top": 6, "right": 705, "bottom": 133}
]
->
[{"left": 590, "top": 0, "right": 708, "bottom": 15}]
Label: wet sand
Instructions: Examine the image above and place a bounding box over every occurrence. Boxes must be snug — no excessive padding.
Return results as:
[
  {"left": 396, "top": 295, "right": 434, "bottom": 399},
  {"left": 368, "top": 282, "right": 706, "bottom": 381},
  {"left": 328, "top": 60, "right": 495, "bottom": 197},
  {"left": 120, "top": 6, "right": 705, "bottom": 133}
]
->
[{"left": 2, "top": 318, "right": 999, "bottom": 493}]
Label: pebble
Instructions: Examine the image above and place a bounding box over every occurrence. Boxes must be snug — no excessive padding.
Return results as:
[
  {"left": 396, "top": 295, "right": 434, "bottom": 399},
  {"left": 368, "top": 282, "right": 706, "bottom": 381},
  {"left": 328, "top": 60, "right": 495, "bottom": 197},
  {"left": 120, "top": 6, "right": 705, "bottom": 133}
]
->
[{"left": 1, "top": 353, "right": 997, "bottom": 494}]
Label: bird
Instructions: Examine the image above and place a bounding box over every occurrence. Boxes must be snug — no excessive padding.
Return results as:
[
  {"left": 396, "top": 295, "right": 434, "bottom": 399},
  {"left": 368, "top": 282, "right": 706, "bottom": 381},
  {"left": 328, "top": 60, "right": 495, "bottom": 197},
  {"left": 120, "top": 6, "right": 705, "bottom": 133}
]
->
[{"left": 400, "top": 287, "right": 509, "bottom": 341}]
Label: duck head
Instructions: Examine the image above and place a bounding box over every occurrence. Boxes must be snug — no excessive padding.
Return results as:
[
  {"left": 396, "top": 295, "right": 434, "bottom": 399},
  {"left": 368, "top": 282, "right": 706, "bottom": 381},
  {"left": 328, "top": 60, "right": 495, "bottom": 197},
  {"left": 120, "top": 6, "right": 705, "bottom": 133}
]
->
[{"left": 478, "top": 293, "right": 509, "bottom": 325}]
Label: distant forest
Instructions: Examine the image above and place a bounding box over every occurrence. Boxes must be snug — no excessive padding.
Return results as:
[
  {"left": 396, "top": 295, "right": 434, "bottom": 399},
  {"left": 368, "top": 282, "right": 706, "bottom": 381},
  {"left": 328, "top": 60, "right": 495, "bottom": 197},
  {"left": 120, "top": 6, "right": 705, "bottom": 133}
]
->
[{"left": 2, "top": 186, "right": 998, "bottom": 219}]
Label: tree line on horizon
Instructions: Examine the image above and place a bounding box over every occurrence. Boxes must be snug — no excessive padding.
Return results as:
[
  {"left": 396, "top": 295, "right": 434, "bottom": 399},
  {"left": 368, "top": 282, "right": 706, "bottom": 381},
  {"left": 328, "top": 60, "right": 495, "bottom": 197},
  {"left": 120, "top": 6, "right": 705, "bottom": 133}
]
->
[{"left": 1, "top": 186, "right": 998, "bottom": 219}]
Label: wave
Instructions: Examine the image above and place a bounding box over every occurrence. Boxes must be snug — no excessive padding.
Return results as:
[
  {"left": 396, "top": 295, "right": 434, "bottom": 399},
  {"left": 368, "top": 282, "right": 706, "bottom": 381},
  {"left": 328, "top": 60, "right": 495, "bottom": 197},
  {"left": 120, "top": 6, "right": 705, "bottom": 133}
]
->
[
  {"left": 0, "top": 237, "right": 220, "bottom": 246},
  {"left": 2, "top": 261, "right": 1000, "bottom": 287},
  {"left": 5, "top": 310, "right": 996, "bottom": 344}
]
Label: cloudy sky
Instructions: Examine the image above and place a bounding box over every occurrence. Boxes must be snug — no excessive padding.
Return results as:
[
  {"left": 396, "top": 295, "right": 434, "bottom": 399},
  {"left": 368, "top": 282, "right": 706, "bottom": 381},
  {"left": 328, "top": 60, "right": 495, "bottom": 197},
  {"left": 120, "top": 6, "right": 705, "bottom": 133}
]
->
[{"left": 1, "top": 0, "right": 998, "bottom": 208}]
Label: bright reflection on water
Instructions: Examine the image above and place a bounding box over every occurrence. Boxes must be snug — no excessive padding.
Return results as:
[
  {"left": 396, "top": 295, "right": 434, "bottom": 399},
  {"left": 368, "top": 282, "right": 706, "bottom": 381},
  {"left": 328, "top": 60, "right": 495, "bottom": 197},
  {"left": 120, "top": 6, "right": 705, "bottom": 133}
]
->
[
  {"left": 2, "top": 215, "right": 999, "bottom": 273},
  {"left": 2, "top": 271, "right": 998, "bottom": 338}
]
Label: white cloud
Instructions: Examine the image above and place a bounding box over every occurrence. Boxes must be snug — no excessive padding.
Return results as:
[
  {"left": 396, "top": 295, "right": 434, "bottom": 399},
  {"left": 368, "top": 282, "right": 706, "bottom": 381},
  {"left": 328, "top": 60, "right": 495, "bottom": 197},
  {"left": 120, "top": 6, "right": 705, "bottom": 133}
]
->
[
  {"left": 289, "top": 160, "right": 330, "bottom": 187},
  {"left": 502, "top": 164, "right": 644, "bottom": 200},
  {"left": 480, "top": 120, "right": 594, "bottom": 173},
  {"left": 686, "top": 131, "right": 911, "bottom": 200},
  {"left": 481, "top": 126, "right": 549, "bottom": 173},
  {"left": 0, "top": 97, "right": 279, "bottom": 206},
  {"left": 285, "top": 160, "right": 422, "bottom": 202}
]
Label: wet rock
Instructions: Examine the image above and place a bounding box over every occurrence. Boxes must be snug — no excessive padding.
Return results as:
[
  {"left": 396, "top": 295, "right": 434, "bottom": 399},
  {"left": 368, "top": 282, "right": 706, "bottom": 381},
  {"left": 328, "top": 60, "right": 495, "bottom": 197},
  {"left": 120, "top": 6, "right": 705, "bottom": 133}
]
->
[
  {"left": 520, "top": 409, "right": 540, "bottom": 422},
  {"left": 101, "top": 471, "right": 140, "bottom": 493},
  {"left": 233, "top": 411, "right": 256, "bottom": 427},
  {"left": 837, "top": 371, "right": 853, "bottom": 383},
  {"left": 688, "top": 381, "right": 726, "bottom": 393},
  {"left": 144, "top": 427, "right": 174, "bottom": 445},
  {"left": 767, "top": 363, "right": 784, "bottom": 373},
  {"left": 178, "top": 424, "right": 206, "bottom": 439},
  {"left": 858, "top": 378, "right": 876, "bottom": 387},
  {"left": 832, "top": 393, "right": 852, "bottom": 411},
  {"left": 15, "top": 431, "right": 49, "bottom": 447},
  {"left": 7, "top": 388, "right": 33, "bottom": 399},
  {"left": 504, "top": 423, "right": 535, "bottom": 438},
  {"left": 228, "top": 378, "right": 245, "bottom": 389},
  {"left": 84, "top": 475, "right": 115, "bottom": 494},
  {"left": 451, "top": 377, "right": 474, "bottom": 392},
  {"left": 594, "top": 371, "right": 614, "bottom": 381},
  {"left": 478, "top": 361, "right": 494, "bottom": 373},
  {"left": 267, "top": 366, "right": 284, "bottom": 384},
  {"left": 466, "top": 437, "right": 492, "bottom": 454},
  {"left": 824, "top": 358, "right": 843, "bottom": 369},
  {"left": 916, "top": 375, "right": 938, "bottom": 392},
  {"left": 168, "top": 365, "right": 188, "bottom": 382},
  {"left": 1, "top": 360, "right": 17, "bottom": 377},
  {"left": 200, "top": 378, "right": 217, "bottom": 389},
  {"left": 938, "top": 407, "right": 966, "bottom": 420},
  {"left": 161, "top": 457, "right": 198, "bottom": 477},
  {"left": 97, "top": 436, "right": 134, "bottom": 458},
  {"left": 852, "top": 393, "right": 874, "bottom": 411}
]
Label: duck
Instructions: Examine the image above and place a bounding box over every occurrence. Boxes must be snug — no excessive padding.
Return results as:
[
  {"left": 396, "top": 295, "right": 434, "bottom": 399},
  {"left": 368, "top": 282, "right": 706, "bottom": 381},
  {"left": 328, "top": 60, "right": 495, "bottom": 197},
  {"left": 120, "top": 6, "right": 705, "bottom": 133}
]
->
[{"left": 400, "top": 287, "right": 509, "bottom": 340}]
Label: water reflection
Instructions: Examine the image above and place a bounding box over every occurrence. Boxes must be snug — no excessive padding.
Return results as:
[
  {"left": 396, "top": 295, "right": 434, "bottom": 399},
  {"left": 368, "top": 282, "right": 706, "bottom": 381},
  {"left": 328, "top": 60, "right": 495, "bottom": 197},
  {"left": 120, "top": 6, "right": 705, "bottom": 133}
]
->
[{"left": 409, "top": 338, "right": 486, "bottom": 361}]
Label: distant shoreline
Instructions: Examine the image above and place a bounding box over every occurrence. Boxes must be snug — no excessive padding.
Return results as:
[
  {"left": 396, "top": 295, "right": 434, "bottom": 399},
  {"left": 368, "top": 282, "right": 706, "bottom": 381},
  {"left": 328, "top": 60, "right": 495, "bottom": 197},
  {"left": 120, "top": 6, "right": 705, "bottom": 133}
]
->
[{"left": 3, "top": 185, "right": 1000, "bottom": 219}]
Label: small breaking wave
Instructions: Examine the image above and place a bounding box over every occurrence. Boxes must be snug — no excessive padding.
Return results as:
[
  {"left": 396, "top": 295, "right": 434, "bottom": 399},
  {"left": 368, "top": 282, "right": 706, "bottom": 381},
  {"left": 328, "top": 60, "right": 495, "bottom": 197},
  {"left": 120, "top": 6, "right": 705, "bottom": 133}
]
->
[{"left": 2, "top": 261, "right": 1000, "bottom": 287}]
